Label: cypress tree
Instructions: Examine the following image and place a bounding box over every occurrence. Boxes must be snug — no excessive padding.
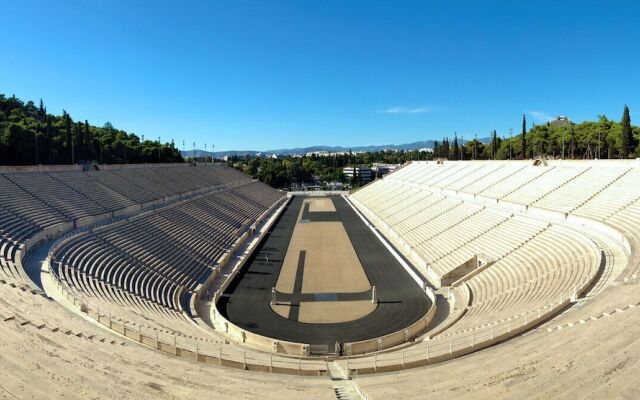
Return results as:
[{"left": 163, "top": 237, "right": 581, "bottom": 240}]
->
[
  {"left": 473, "top": 135, "right": 478, "bottom": 160},
  {"left": 621, "top": 105, "right": 633, "bottom": 159},
  {"left": 521, "top": 114, "right": 527, "bottom": 159},
  {"left": 84, "top": 120, "right": 91, "bottom": 160},
  {"left": 63, "top": 110, "right": 73, "bottom": 164},
  {"left": 491, "top": 130, "right": 498, "bottom": 159},
  {"left": 74, "top": 122, "right": 83, "bottom": 162},
  {"left": 452, "top": 132, "right": 460, "bottom": 160},
  {"left": 38, "top": 99, "right": 45, "bottom": 121}
]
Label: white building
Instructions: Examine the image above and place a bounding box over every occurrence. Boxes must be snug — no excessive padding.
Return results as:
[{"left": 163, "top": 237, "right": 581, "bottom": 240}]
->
[
  {"left": 371, "top": 163, "right": 401, "bottom": 177},
  {"left": 343, "top": 166, "right": 373, "bottom": 183}
]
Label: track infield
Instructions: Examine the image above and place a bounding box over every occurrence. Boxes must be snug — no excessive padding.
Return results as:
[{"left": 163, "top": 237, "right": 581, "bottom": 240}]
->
[
  {"left": 217, "top": 195, "right": 430, "bottom": 349},
  {"left": 272, "top": 197, "right": 374, "bottom": 323}
]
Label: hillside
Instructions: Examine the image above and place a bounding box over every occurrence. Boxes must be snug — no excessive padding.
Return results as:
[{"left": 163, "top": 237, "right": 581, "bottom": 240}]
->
[{"left": 0, "top": 94, "right": 183, "bottom": 165}]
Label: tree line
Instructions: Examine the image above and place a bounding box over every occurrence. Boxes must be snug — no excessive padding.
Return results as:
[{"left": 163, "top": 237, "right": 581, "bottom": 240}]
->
[
  {"left": 226, "top": 149, "right": 433, "bottom": 189},
  {"left": 229, "top": 106, "right": 639, "bottom": 189},
  {"left": 432, "top": 107, "right": 639, "bottom": 161},
  {"left": 2, "top": 93, "right": 638, "bottom": 174},
  {"left": 0, "top": 94, "right": 183, "bottom": 165}
]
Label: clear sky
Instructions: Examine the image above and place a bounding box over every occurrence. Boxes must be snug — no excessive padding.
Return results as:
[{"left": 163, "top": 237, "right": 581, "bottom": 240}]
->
[{"left": 1, "top": 1, "right": 639, "bottom": 151}]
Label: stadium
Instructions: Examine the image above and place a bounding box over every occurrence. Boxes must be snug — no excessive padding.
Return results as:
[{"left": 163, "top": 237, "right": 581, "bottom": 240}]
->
[
  {"left": 3, "top": 1, "right": 640, "bottom": 398},
  {"left": 1, "top": 158, "right": 640, "bottom": 399}
]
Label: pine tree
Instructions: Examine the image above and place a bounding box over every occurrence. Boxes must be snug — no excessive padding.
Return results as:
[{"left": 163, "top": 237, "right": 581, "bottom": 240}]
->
[
  {"left": 38, "top": 99, "right": 45, "bottom": 121},
  {"left": 442, "top": 137, "right": 450, "bottom": 159},
  {"left": 84, "top": 120, "right": 91, "bottom": 159},
  {"left": 621, "top": 105, "right": 633, "bottom": 159},
  {"left": 63, "top": 110, "right": 73, "bottom": 164},
  {"left": 473, "top": 135, "right": 478, "bottom": 160},
  {"left": 491, "top": 130, "right": 498, "bottom": 159},
  {"left": 521, "top": 114, "right": 527, "bottom": 159},
  {"left": 74, "top": 122, "right": 83, "bottom": 162},
  {"left": 544, "top": 128, "right": 552, "bottom": 155},
  {"left": 452, "top": 133, "right": 460, "bottom": 160}
]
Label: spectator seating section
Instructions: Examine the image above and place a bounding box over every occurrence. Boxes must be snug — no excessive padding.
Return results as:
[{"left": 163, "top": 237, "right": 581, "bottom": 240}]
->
[
  {"left": 3, "top": 160, "right": 640, "bottom": 397},
  {"left": 0, "top": 164, "right": 284, "bottom": 348},
  {"left": 52, "top": 182, "right": 284, "bottom": 316},
  {"left": 351, "top": 160, "right": 640, "bottom": 339},
  {"left": 0, "top": 164, "right": 268, "bottom": 288}
]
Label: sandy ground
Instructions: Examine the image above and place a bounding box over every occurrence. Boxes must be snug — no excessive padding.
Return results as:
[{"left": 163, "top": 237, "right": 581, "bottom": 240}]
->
[
  {"left": 299, "top": 221, "right": 369, "bottom": 294},
  {"left": 271, "top": 302, "right": 291, "bottom": 319},
  {"left": 272, "top": 198, "right": 373, "bottom": 323},
  {"left": 308, "top": 198, "right": 336, "bottom": 212},
  {"left": 275, "top": 200, "right": 370, "bottom": 294},
  {"left": 298, "top": 301, "right": 376, "bottom": 323},
  {"left": 271, "top": 301, "right": 376, "bottom": 324}
]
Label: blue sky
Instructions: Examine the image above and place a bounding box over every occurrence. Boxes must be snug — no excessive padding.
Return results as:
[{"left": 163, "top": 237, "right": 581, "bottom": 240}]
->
[{"left": 1, "top": 1, "right": 639, "bottom": 151}]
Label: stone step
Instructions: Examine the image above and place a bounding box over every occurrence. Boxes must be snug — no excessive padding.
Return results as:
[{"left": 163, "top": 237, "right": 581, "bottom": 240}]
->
[{"left": 331, "top": 380, "right": 360, "bottom": 400}]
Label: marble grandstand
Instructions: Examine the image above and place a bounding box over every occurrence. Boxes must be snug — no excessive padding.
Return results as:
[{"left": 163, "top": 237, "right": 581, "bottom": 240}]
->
[{"left": 1, "top": 160, "right": 640, "bottom": 399}]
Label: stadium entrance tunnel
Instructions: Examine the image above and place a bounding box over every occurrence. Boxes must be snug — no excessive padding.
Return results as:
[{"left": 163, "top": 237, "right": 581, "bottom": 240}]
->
[{"left": 214, "top": 196, "right": 433, "bottom": 355}]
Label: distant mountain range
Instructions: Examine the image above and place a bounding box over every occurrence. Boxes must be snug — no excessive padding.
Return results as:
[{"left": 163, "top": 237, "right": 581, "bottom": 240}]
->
[{"left": 182, "top": 138, "right": 490, "bottom": 158}]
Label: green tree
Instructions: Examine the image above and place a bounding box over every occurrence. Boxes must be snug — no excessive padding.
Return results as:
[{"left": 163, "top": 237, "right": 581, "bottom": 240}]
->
[
  {"left": 569, "top": 125, "right": 576, "bottom": 159},
  {"left": 442, "top": 137, "right": 450, "bottom": 159},
  {"left": 62, "top": 110, "right": 73, "bottom": 163},
  {"left": 491, "top": 130, "right": 498, "bottom": 159},
  {"left": 38, "top": 99, "right": 45, "bottom": 122},
  {"left": 452, "top": 133, "right": 460, "bottom": 160},
  {"left": 621, "top": 105, "right": 633, "bottom": 158},
  {"left": 521, "top": 114, "right": 527, "bottom": 159}
]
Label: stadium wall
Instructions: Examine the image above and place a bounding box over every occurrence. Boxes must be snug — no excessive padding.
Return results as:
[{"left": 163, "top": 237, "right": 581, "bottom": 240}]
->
[{"left": 344, "top": 290, "right": 436, "bottom": 355}]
